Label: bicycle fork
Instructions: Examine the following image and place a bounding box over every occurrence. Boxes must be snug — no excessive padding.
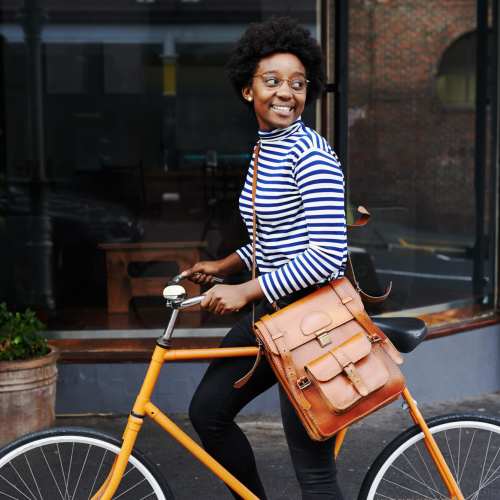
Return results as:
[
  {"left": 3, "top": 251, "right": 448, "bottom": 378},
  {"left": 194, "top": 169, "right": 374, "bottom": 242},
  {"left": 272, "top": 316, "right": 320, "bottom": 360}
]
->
[{"left": 402, "top": 388, "right": 464, "bottom": 500}]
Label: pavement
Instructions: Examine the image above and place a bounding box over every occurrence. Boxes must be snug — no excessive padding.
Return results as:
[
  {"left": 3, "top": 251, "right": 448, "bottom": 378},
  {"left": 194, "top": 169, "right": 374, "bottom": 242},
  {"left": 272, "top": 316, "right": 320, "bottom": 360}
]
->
[{"left": 55, "top": 390, "right": 500, "bottom": 500}]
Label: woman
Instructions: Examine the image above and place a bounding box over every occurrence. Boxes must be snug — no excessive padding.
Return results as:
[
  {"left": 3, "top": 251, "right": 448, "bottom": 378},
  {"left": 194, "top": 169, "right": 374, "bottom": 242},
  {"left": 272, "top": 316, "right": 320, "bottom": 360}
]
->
[{"left": 185, "top": 17, "right": 347, "bottom": 499}]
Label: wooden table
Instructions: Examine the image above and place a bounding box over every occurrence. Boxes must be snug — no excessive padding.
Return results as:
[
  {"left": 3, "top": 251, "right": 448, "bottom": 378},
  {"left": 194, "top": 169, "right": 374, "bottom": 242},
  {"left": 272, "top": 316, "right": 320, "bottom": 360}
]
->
[{"left": 99, "top": 241, "right": 206, "bottom": 313}]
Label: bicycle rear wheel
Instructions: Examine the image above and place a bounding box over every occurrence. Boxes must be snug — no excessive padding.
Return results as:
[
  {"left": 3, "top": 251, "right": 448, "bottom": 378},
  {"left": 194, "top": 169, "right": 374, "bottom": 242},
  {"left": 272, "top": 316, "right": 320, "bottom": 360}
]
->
[
  {"left": 0, "top": 427, "right": 173, "bottom": 499},
  {"left": 359, "top": 414, "right": 500, "bottom": 500}
]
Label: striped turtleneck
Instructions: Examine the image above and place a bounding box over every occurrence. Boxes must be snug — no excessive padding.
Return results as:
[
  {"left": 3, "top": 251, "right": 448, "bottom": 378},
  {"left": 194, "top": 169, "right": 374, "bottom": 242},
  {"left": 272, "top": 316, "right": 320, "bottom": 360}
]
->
[{"left": 236, "top": 119, "right": 348, "bottom": 303}]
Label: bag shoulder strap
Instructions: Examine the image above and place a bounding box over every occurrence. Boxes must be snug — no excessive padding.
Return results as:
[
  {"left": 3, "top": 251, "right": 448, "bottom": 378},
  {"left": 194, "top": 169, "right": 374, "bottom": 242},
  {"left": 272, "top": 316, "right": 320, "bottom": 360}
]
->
[
  {"left": 233, "top": 142, "right": 262, "bottom": 390},
  {"left": 251, "top": 142, "right": 260, "bottom": 285}
]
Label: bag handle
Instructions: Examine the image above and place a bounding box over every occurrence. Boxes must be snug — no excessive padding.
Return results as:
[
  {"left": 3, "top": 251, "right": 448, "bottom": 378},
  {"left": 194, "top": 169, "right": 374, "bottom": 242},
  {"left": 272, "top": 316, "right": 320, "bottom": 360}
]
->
[{"left": 345, "top": 206, "right": 392, "bottom": 304}]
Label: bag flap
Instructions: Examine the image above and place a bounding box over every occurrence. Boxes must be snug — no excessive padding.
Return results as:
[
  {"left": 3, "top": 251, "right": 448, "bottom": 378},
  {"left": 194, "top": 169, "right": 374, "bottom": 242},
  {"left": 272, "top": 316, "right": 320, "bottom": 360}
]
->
[
  {"left": 257, "top": 285, "right": 355, "bottom": 352},
  {"left": 305, "top": 332, "right": 371, "bottom": 382}
]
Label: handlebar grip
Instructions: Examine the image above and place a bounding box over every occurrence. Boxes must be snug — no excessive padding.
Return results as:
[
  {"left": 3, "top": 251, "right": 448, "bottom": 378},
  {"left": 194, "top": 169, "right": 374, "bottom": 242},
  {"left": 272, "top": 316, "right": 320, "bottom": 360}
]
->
[{"left": 179, "top": 295, "right": 205, "bottom": 309}]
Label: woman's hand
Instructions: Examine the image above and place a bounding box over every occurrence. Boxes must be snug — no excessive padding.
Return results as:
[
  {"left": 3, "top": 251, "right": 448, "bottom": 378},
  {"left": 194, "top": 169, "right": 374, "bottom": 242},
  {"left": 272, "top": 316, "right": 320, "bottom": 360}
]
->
[
  {"left": 201, "top": 284, "right": 249, "bottom": 315},
  {"left": 200, "top": 280, "right": 264, "bottom": 315},
  {"left": 182, "top": 261, "right": 223, "bottom": 285}
]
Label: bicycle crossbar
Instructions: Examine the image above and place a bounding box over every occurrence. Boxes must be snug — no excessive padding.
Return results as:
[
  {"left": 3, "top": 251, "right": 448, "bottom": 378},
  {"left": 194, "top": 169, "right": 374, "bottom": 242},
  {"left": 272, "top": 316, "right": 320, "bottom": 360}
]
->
[{"left": 163, "top": 346, "right": 260, "bottom": 361}]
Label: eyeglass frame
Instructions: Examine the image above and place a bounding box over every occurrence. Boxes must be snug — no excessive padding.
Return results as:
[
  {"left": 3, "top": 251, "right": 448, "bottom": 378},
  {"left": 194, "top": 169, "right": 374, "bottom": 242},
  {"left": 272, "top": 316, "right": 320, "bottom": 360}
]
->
[{"left": 252, "top": 74, "right": 310, "bottom": 93}]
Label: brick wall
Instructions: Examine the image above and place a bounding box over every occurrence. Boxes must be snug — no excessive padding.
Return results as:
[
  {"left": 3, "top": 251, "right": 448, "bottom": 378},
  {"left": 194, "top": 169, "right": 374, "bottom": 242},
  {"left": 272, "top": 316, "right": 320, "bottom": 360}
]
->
[{"left": 347, "top": 0, "right": 483, "bottom": 236}]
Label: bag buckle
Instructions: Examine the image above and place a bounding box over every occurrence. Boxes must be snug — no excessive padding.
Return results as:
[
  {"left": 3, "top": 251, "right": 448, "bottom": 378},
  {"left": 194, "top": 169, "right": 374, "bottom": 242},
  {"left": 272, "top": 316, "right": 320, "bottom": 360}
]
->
[
  {"left": 369, "top": 334, "right": 382, "bottom": 344},
  {"left": 297, "top": 377, "right": 311, "bottom": 390},
  {"left": 318, "top": 332, "right": 332, "bottom": 348}
]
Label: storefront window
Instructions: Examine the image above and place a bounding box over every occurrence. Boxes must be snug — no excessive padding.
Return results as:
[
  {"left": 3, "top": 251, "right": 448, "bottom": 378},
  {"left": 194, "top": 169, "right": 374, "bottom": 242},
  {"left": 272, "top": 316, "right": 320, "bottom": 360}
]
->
[
  {"left": 1, "top": 1, "right": 497, "bottom": 339},
  {"left": 347, "top": 0, "right": 496, "bottom": 329},
  {"left": 0, "top": 1, "right": 319, "bottom": 333}
]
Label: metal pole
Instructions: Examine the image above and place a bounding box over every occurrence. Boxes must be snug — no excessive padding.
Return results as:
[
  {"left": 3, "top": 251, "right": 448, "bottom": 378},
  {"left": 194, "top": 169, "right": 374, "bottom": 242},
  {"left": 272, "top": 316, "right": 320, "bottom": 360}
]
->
[
  {"left": 334, "top": 0, "right": 349, "bottom": 174},
  {"left": 473, "top": 0, "right": 489, "bottom": 304},
  {"left": 492, "top": 0, "right": 500, "bottom": 310},
  {"left": 21, "top": 0, "right": 46, "bottom": 182},
  {"left": 15, "top": 0, "right": 55, "bottom": 310}
]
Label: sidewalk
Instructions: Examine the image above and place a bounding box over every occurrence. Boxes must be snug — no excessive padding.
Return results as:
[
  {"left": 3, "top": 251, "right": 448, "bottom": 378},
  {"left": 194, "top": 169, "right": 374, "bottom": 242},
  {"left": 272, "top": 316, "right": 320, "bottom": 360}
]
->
[{"left": 55, "top": 391, "right": 500, "bottom": 500}]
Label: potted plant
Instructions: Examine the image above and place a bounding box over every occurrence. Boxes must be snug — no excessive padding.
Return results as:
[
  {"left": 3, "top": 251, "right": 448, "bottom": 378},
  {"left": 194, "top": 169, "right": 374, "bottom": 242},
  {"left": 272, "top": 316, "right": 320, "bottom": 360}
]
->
[{"left": 0, "top": 303, "right": 59, "bottom": 446}]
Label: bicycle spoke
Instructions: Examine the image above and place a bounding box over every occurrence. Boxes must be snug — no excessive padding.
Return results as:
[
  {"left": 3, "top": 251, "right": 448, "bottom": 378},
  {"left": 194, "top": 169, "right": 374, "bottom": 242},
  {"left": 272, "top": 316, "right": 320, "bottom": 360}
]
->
[
  {"left": 458, "top": 429, "right": 476, "bottom": 484},
  {"left": 415, "top": 440, "right": 444, "bottom": 497},
  {"left": 444, "top": 430, "right": 459, "bottom": 480},
  {"left": 477, "top": 430, "right": 492, "bottom": 496},
  {"left": 88, "top": 449, "right": 108, "bottom": 500},
  {"left": 457, "top": 426, "right": 462, "bottom": 486},
  {"left": 0, "top": 489, "right": 20, "bottom": 500},
  {"left": 0, "top": 472, "right": 33, "bottom": 500},
  {"left": 113, "top": 477, "right": 147, "bottom": 499},
  {"left": 373, "top": 493, "right": 397, "bottom": 500},
  {"left": 389, "top": 462, "right": 444, "bottom": 497},
  {"left": 24, "top": 454, "right": 42, "bottom": 500},
  {"left": 66, "top": 443, "right": 75, "bottom": 500},
  {"left": 9, "top": 462, "right": 36, "bottom": 500},
  {"left": 473, "top": 468, "right": 500, "bottom": 495},
  {"left": 56, "top": 444, "right": 70, "bottom": 500},
  {"left": 401, "top": 451, "right": 441, "bottom": 499},
  {"left": 381, "top": 477, "right": 440, "bottom": 500},
  {"left": 481, "top": 436, "right": 500, "bottom": 488},
  {"left": 137, "top": 493, "right": 156, "bottom": 500},
  {"left": 70, "top": 444, "right": 91, "bottom": 500},
  {"left": 40, "top": 446, "right": 65, "bottom": 500}
]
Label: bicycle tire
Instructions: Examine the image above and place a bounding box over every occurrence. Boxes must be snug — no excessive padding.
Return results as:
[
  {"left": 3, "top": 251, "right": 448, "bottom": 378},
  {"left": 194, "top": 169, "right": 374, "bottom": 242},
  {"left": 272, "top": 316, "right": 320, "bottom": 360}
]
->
[
  {"left": 358, "top": 413, "right": 500, "bottom": 500},
  {"left": 0, "top": 426, "right": 174, "bottom": 499}
]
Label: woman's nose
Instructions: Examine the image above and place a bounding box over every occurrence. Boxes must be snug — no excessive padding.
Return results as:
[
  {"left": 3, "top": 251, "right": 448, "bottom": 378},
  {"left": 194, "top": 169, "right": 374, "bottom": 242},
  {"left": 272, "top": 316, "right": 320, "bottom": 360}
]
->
[{"left": 276, "top": 84, "right": 294, "bottom": 98}]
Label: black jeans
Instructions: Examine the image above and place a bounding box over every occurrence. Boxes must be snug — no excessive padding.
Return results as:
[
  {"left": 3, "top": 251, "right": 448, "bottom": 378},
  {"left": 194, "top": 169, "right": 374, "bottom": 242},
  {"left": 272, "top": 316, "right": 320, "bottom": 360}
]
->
[{"left": 189, "top": 294, "right": 344, "bottom": 499}]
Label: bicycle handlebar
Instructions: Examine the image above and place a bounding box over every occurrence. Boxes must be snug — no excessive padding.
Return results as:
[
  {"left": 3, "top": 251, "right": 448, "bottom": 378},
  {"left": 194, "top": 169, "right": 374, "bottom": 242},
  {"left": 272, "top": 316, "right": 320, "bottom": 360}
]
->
[{"left": 179, "top": 295, "right": 205, "bottom": 309}]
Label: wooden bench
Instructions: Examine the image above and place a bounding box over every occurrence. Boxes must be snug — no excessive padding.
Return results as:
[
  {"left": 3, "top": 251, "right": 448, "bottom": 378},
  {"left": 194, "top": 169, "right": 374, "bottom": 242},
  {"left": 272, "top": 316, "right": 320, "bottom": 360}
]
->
[{"left": 99, "top": 241, "right": 207, "bottom": 313}]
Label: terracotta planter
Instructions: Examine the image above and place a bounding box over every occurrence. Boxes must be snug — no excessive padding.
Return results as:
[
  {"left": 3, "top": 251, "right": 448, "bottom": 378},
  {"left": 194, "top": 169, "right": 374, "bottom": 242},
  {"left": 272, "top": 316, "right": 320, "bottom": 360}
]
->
[{"left": 0, "top": 347, "right": 59, "bottom": 447}]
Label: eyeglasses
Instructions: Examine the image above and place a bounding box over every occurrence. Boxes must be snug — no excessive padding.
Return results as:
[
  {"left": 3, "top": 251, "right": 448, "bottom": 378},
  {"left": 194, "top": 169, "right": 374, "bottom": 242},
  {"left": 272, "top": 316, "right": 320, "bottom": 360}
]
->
[{"left": 253, "top": 74, "right": 309, "bottom": 93}]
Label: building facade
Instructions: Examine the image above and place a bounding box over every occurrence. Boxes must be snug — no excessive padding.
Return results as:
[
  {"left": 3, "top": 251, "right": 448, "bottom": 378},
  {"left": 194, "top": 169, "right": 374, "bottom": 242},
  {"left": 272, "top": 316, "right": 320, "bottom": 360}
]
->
[{"left": 0, "top": 0, "right": 498, "bottom": 412}]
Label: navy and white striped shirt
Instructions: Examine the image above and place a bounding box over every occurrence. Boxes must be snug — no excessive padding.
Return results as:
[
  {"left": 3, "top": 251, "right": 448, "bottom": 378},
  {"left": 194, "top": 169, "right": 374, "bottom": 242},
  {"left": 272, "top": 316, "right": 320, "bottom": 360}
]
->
[{"left": 236, "top": 119, "right": 348, "bottom": 303}]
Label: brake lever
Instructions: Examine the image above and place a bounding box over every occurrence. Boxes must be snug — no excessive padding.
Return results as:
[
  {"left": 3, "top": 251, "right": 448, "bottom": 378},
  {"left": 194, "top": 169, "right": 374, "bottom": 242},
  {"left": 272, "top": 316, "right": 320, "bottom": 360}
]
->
[{"left": 168, "top": 272, "right": 224, "bottom": 285}]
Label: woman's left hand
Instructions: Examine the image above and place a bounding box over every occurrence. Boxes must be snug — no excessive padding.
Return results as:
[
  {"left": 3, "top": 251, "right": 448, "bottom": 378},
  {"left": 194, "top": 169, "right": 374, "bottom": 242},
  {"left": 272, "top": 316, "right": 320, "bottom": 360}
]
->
[{"left": 201, "top": 284, "right": 248, "bottom": 315}]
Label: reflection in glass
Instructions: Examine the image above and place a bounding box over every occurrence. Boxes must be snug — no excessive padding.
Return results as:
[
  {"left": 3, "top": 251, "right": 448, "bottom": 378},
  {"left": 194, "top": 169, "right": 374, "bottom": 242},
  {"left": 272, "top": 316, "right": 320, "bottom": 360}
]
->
[
  {"left": 0, "top": 1, "right": 318, "bottom": 331},
  {"left": 347, "top": 0, "right": 495, "bottom": 328}
]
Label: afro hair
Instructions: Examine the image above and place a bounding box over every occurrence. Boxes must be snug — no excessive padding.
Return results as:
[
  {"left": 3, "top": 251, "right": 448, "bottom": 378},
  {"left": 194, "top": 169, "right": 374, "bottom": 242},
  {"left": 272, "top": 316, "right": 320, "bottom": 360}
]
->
[{"left": 225, "top": 17, "right": 325, "bottom": 107}]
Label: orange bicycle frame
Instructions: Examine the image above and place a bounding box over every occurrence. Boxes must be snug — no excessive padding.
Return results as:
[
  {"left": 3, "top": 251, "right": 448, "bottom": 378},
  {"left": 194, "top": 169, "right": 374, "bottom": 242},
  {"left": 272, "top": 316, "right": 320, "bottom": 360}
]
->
[{"left": 91, "top": 343, "right": 464, "bottom": 500}]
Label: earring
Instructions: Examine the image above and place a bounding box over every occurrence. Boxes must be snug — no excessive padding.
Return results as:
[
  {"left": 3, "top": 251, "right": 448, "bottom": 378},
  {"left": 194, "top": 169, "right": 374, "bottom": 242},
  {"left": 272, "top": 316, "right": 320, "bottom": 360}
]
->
[{"left": 247, "top": 97, "right": 253, "bottom": 102}]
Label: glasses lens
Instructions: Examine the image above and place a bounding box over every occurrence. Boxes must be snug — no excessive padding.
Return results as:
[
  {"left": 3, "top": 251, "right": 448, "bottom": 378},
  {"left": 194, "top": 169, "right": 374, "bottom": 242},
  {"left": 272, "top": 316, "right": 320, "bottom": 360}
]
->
[
  {"left": 291, "top": 79, "right": 307, "bottom": 92},
  {"left": 258, "top": 76, "right": 308, "bottom": 92},
  {"left": 263, "top": 77, "right": 280, "bottom": 88}
]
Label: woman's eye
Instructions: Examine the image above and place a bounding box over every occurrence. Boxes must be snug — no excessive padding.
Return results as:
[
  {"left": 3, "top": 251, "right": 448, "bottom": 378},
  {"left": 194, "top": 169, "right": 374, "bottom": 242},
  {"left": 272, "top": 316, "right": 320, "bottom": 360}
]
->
[
  {"left": 264, "top": 77, "right": 280, "bottom": 87},
  {"left": 291, "top": 80, "right": 305, "bottom": 90}
]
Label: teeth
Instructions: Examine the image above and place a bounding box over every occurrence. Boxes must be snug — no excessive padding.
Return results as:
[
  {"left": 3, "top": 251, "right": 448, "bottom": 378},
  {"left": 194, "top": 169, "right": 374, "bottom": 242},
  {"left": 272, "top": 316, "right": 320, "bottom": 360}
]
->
[{"left": 272, "top": 105, "right": 293, "bottom": 112}]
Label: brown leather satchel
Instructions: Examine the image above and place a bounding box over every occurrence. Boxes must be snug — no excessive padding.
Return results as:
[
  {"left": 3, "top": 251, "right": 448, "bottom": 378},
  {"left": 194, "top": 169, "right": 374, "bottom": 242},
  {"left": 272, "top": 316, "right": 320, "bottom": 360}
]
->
[
  {"left": 253, "top": 279, "right": 405, "bottom": 440},
  {"left": 247, "top": 143, "right": 406, "bottom": 441}
]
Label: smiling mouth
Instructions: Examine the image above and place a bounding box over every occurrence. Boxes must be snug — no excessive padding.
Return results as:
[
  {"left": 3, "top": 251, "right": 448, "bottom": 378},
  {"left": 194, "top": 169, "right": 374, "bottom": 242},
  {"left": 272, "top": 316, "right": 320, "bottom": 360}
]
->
[{"left": 270, "top": 104, "right": 295, "bottom": 114}]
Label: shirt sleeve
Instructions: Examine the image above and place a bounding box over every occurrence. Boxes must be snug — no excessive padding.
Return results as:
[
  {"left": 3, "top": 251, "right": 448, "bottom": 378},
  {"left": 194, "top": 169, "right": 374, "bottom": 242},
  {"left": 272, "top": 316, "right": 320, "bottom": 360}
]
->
[
  {"left": 257, "top": 147, "right": 348, "bottom": 303},
  {"left": 236, "top": 243, "right": 253, "bottom": 271}
]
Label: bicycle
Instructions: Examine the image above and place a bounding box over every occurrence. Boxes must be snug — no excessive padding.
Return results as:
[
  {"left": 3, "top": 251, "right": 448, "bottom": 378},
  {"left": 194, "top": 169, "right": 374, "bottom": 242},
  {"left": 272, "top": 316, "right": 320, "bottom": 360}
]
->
[{"left": 1, "top": 274, "right": 500, "bottom": 499}]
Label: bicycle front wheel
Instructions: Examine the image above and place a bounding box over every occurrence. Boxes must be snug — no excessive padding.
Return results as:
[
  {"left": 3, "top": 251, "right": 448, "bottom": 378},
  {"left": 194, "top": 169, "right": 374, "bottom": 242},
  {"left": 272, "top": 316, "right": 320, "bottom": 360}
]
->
[
  {"left": 0, "top": 427, "right": 173, "bottom": 499},
  {"left": 359, "top": 414, "right": 500, "bottom": 500}
]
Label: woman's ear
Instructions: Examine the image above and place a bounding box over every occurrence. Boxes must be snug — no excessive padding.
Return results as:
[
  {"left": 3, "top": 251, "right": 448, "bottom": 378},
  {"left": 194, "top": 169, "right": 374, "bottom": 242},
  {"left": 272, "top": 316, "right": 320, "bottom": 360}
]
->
[{"left": 242, "top": 87, "right": 253, "bottom": 103}]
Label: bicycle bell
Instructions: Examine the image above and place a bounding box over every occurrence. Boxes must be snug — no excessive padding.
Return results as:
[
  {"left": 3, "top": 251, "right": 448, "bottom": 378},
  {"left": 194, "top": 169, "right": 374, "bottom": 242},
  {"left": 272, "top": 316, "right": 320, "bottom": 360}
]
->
[{"left": 163, "top": 284, "right": 187, "bottom": 308}]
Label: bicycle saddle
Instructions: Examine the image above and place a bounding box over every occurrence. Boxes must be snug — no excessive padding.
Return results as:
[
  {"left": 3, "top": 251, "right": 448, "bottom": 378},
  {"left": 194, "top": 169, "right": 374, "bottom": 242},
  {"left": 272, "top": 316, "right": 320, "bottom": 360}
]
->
[{"left": 371, "top": 317, "right": 427, "bottom": 353}]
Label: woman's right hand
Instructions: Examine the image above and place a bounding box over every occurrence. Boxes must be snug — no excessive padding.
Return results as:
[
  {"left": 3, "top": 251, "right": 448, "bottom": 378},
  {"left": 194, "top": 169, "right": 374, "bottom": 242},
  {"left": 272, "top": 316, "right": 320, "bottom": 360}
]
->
[{"left": 182, "top": 260, "right": 223, "bottom": 285}]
